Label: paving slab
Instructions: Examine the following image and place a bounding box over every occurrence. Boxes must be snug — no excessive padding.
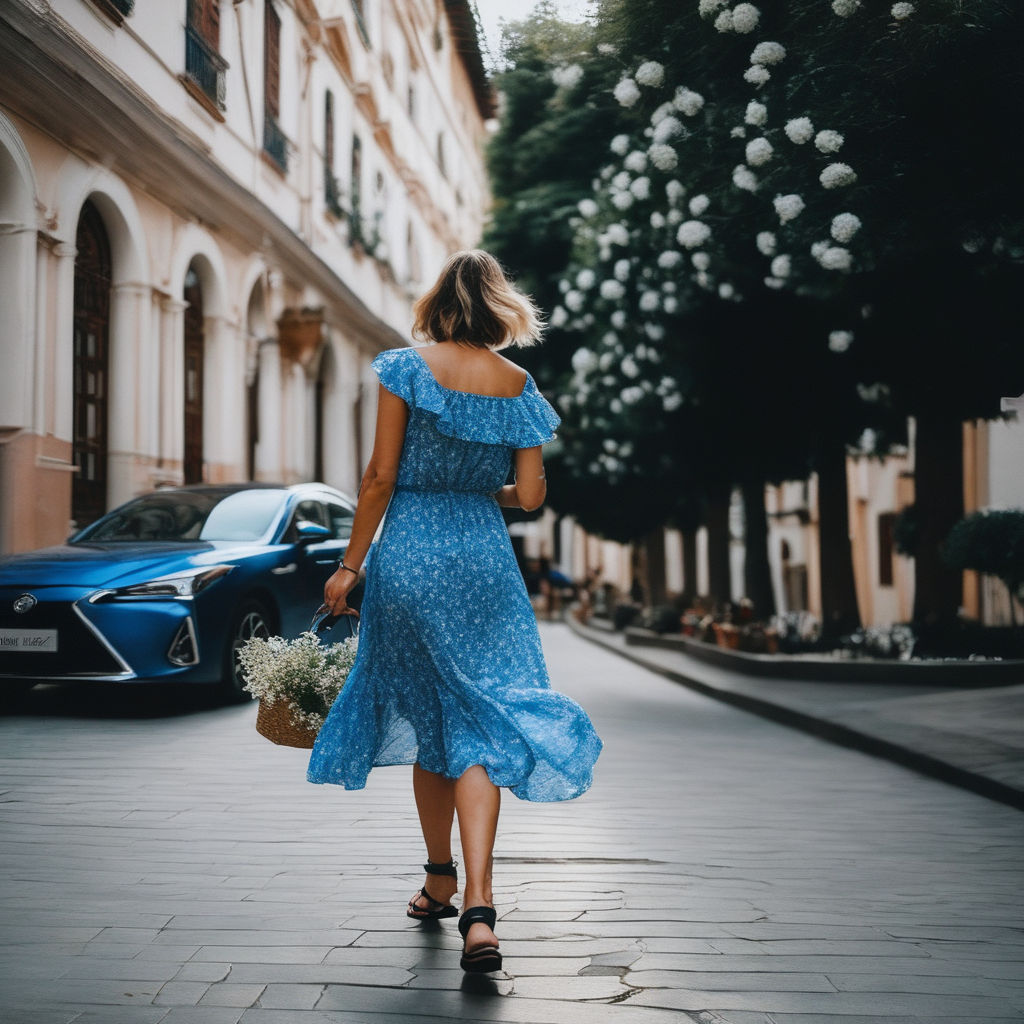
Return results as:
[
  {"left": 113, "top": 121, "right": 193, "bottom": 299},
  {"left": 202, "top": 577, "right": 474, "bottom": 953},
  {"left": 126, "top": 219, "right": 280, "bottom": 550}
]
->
[{"left": 1, "top": 621, "right": 1023, "bottom": 1023}]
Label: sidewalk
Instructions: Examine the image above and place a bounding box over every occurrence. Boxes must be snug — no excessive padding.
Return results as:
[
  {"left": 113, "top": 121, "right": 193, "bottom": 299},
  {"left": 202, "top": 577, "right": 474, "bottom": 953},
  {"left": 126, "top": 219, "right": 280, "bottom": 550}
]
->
[
  {"left": 568, "top": 615, "right": 1024, "bottom": 811},
  {"left": 1, "top": 620, "right": 1023, "bottom": 1022}
]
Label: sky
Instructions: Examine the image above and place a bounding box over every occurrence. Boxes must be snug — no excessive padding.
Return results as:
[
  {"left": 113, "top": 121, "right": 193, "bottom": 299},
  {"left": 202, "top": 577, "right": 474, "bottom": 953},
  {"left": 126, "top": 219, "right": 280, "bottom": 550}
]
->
[{"left": 474, "top": 0, "right": 593, "bottom": 66}]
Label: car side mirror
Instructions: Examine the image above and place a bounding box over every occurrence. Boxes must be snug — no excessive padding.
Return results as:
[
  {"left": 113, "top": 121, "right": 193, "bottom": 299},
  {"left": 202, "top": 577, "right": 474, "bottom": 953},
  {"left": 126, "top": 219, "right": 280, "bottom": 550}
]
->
[{"left": 295, "top": 521, "right": 332, "bottom": 545}]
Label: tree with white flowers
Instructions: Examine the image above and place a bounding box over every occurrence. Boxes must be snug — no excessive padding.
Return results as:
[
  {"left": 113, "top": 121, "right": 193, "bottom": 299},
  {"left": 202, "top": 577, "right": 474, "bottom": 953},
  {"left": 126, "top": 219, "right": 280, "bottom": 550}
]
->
[{"left": 488, "top": 0, "right": 1024, "bottom": 629}]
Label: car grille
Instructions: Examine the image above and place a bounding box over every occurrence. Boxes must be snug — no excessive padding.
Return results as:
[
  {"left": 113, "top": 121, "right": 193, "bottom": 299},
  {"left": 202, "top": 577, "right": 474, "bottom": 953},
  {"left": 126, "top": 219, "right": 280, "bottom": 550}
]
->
[{"left": 0, "top": 601, "right": 126, "bottom": 678}]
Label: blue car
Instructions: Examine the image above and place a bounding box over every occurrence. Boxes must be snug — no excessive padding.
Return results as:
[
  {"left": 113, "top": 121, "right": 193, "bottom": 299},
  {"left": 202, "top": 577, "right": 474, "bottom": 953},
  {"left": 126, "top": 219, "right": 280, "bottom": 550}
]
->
[{"left": 0, "top": 483, "right": 361, "bottom": 700}]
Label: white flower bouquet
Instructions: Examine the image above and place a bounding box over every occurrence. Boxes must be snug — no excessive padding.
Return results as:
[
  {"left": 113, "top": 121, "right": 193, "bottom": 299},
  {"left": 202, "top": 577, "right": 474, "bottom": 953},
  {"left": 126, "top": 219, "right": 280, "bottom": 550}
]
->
[{"left": 238, "top": 628, "right": 358, "bottom": 748}]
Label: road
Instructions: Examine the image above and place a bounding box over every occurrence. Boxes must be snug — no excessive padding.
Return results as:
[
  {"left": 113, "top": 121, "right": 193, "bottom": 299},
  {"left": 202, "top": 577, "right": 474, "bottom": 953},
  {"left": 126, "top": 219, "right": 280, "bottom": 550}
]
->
[{"left": 0, "top": 620, "right": 1022, "bottom": 1023}]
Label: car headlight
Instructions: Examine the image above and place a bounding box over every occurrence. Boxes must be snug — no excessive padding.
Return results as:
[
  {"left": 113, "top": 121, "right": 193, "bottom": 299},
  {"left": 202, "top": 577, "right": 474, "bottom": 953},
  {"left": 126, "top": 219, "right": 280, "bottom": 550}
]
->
[{"left": 91, "top": 565, "right": 234, "bottom": 601}]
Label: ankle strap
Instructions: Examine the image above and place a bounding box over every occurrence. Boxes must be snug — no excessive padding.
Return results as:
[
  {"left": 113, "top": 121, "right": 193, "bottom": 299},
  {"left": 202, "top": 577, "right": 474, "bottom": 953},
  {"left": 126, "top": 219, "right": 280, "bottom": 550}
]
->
[
  {"left": 459, "top": 905, "right": 496, "bottom": 937},
  {"left": 423, "top": 859, "right": 457, "bottom": 878}
]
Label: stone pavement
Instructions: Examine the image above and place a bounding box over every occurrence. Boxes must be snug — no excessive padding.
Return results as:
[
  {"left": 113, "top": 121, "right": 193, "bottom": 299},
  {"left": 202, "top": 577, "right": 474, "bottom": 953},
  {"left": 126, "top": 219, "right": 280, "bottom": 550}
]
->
[
  {"left": 0, "top": 620, "right": 1022, "bottom": 1023},
  {"left": 569, "top": 617, "right": 1024, "bottom": 809}
]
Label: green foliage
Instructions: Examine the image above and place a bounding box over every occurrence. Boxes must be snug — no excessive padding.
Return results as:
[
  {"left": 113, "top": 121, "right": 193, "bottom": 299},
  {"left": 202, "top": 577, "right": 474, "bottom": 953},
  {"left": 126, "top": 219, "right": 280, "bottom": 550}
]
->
[
  {"left": 484, "top": 0, "right": 1024, "bottom": 546},
  {"left": 943, "top": 509, "right": 1024, "bottom": 602}
]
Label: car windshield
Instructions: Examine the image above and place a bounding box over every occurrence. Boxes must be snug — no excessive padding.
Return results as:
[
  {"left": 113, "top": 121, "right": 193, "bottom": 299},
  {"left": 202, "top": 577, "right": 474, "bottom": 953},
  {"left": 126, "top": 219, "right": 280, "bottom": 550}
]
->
[{"left": 76, "top": 490, "right": 288, "bottom": 543}]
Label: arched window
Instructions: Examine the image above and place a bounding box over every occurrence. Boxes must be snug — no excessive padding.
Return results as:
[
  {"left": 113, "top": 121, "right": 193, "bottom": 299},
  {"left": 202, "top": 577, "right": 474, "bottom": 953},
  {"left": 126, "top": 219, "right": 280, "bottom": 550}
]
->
[
  {"left": 72, "top": 200, "right": 112, "bottom": 528},
  {"left": 183, "top": 264, "right": 205, "bottom": 484}
]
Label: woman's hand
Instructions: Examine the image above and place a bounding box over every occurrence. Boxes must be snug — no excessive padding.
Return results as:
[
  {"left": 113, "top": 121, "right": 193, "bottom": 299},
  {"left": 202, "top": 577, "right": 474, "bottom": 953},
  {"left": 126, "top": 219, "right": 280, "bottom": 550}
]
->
[{"left": 324, "top": 566, "right": 360, "bottom": 617}]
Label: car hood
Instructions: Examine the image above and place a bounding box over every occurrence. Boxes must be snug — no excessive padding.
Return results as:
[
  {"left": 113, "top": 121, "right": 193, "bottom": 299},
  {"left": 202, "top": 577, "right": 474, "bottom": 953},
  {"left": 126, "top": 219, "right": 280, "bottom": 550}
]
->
[{"left": 0, "top": 542, "right": 245, "bottom": 588}]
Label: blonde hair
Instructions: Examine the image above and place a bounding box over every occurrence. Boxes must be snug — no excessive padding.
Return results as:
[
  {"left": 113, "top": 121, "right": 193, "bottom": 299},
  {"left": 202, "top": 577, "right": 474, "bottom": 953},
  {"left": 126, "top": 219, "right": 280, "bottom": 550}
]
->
[{"left": 411, "top": 249, "right": 544, "bottom": 349}]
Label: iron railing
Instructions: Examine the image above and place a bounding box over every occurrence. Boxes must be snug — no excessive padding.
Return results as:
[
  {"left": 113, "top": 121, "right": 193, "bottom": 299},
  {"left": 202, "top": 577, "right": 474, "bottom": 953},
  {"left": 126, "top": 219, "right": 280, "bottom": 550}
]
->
[
  {"left": 263, "top": 112, "right": 288, "bottom": 172},
  {"left": 184, "top": 25, "right": 228, "bottom": 110}
]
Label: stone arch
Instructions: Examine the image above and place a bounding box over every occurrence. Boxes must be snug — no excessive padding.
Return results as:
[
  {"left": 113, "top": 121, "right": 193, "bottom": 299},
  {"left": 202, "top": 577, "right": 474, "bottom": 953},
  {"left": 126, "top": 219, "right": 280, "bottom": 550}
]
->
[{"left": 54, "top": 158, "right": 149, "bottom": 286}]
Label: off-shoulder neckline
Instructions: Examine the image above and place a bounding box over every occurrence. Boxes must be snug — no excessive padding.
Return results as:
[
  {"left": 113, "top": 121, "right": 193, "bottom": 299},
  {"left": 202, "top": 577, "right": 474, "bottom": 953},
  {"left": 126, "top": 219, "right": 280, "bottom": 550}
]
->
[{"left": 408, "top": 347, "right": 529, "bottom": 400}]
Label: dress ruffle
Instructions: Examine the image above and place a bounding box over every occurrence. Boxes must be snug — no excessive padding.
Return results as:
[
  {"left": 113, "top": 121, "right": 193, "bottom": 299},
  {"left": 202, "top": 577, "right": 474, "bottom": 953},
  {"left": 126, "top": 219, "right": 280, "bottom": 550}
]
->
[{"left": 371, "top": 347, "right": 560, "bottom": 449}]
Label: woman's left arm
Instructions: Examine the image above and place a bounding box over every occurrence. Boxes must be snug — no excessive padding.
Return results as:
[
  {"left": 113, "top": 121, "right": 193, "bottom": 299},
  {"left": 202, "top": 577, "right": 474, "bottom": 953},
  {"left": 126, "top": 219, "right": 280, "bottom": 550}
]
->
[{"left": 323, "top": 383, "right": 408, "bottom": 614}]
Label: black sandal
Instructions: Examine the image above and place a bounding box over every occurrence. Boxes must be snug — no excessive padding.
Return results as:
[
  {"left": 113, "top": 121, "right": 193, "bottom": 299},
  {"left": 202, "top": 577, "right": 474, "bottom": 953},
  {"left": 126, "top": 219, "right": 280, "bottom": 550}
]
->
[
  {"left": 406, "top": 859, "right": 458, "bottom": 920},
  {"left": 458, "top": 906, "right": 502, "bottom": 973}
]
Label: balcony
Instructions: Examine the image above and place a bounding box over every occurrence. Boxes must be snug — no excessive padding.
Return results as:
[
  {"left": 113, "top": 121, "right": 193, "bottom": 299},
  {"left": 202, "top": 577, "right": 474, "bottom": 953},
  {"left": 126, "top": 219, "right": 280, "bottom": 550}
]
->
[
  {"left": 263, "top": 113, "right": 288, "bottom": 173},
  {"left": 184, "top": 25, "right": 227, "bottom": 113},
  {"left": 324, "top": 170, "right": 344, "bottom": 219}
]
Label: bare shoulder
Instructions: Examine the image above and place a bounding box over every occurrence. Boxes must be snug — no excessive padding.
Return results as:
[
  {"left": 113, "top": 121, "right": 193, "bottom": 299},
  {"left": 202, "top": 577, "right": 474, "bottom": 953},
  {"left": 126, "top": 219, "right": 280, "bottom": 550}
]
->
[{"left": 494, "top": 351, "right": 529, "bottom": 389}]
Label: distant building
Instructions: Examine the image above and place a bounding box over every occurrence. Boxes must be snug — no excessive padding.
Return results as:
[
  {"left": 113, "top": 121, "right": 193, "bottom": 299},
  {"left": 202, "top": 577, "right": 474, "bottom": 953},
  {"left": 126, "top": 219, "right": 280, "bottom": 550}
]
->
[{"left": 0, "top": 0, "right": 492, "bottom": 552}]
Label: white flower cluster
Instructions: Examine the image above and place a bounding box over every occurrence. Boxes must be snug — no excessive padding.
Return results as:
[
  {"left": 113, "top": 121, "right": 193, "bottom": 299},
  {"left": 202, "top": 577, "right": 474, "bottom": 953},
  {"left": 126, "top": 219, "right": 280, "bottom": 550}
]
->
[
  {"left": 771, "top": 254, "right": 791, "bottom": 278},
  {"left": 624, "top": 150, "right": 648, "bottom": 174},
  {"left": 828, "top": 330, "right": 854, "bottom": 352},
  {"left": 773, "top": 193, "right": 805, "bottom": 223},
  {"left": 635, "top": 61, "right": 665, "bottom": 88},
  {"left": 750, "top": 41, "right": 786, "bottom": 65},
  {"left": 698, "top": 0, "right": 728, "bottom": 16},
  {"left": 648, "top": 143, "right": 679, "bottom": 171},
  {"left": 891, "top": 2, "right": 914, "bottom": 19},
  {"left": 639, "top": 290, "right": 661, "bottom": 312},
  {"left": 614, "top": 78, "right": 641, "bottom": 107},
  {"left": 600, "top": 279, "right": 626, "bottom": 300},
  {"left": 550, "top": 306, "right": 569, "bottom": 328},
  {"left": 630, "top": 176, "right": 651, "bottom": 200},
  {"left": 831, "top": 212, "right": 862, "bottom": 243},
  {"left": 605, "top": 223, "right": 630, "bottom": 246},
  {"left": 666, "top": 180, "right": 686, "bottom": 204},
  {"left": 689, "top": 193, "right": 710, "bottom": 216},
  {"left": 658, "top": 250, "right": 683, "bottom": 269},
  {"left": 572, "top": 347, "right": 599, "bottom": 373},
  {"left": 715, "top": 3, "right": 760, "bottom": 33},
  {"left": 614, "top": 258, "right": 631, "bottom": 281},
  {"left": 238, "top": 631, "right": 357, "bottom": 732},
  {"left": 653, "top": 115, "right": 684, "bottom": 144},
  {"left": 745, "top": 101, "right": 767, "bottom": 126},
  {"left": 576, "top": 268, "right": 596, "bottom": 290},
  {"left": 832, "top": 0, "right": 861, "bottom": 16},
  {"left": 677, "top": 220, "right": 712, "bottom": 248},
  {"left": 674, "top": 87, "right": 705, "bottom": 117},
  {"left": 692, "top": 252, "right": 711, "bottom": 270},
  {"left": 746, "top": 137, "right": 773, "bottom": 166},
  {"left": 816, "top": 245, "right": 852, "bottom": 271},
  {"left": 784, "top": 117, "right": 814, "bottom": 144},
  {"left": 820, "top": 162, "right": 857, "bottom": 189},
  {"left": 733, "top": 164, "right": 759, "bottom": 191},
  {"left": 611, "top": 191, "right": 634, "bottom": 211},
  {"left": 565, "top": 289, "right": 585, "bottom": 312},
  {"left": 577, "top": 198, "right": 599, "bottom": 218},
  {"left": 551, "top": 64, "right": 584, "bottom": 90},
  {"left": 744, "top": 65, "right": 770, "bottom": 87},
  {"left": 815, "top": 130, "right": 844, "bottom": 153},
  {"left": 650, "top": 211, "right": 666, "bottom": 229},
  {"left": 756, "top": 231, "right": 776, "bottom": 255},
  {"left": 610, "top": 134, "right": 631, "bottom": 156}
]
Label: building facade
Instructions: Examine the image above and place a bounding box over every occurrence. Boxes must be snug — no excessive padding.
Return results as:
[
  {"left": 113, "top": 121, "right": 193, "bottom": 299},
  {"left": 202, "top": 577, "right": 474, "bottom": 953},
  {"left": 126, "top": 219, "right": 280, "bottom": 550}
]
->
[{"left": 0, "top": 0, "right": 491, "bottom": 553}]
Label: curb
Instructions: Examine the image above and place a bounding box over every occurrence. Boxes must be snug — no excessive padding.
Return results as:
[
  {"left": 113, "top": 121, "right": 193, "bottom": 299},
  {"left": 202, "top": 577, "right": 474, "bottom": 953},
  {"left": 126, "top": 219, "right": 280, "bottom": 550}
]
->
[{"left": 566, "top": 612, "right": 1024, "bottom": 812}]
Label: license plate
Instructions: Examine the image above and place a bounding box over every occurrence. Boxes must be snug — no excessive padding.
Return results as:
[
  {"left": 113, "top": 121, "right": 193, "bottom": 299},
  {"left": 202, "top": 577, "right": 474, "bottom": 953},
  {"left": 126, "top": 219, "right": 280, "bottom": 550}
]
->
[{"left": 0, "top": 629, "right": 58, "bottom": 653}]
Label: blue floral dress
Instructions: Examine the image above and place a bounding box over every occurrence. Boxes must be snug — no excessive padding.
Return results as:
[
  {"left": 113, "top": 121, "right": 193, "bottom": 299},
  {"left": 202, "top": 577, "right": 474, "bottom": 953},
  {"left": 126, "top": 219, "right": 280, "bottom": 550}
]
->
[{"left": 307, "top": 346, "right": 602, "bottom": 801}]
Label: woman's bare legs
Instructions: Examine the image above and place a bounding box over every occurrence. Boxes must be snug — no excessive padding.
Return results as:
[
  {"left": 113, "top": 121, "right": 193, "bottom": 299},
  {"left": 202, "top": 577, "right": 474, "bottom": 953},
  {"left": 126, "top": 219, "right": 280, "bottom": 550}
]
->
[
  {"left": 410, "top": 764, "right": 457, "bottom": 912},
  {"left": 455, "top": 765, "right": 501, "bottom": 952}
]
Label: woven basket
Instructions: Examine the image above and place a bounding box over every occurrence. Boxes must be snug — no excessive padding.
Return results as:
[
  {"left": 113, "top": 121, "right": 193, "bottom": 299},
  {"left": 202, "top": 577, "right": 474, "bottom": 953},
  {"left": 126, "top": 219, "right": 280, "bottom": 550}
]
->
[{"left": 256, "top": 699, "right": 319, "bottom": 749}]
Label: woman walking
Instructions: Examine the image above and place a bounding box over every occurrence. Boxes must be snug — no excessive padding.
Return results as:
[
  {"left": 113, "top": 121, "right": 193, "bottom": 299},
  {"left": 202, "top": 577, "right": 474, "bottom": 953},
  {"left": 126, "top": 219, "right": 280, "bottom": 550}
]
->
[{"left": 307, "top": 250, "right": 602, "bottom": 974}]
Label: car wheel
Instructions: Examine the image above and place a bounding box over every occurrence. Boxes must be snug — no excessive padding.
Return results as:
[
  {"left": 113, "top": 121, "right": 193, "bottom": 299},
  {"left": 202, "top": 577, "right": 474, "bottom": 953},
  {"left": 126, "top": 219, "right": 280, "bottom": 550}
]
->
[{"left": 222, "top": 600, "right": 273, "bottom": 703}]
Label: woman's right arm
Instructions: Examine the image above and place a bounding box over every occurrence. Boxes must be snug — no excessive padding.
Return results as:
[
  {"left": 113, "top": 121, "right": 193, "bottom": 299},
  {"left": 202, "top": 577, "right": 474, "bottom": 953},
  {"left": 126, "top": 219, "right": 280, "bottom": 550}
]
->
[{"left": 494, "top": 446, "right": 546, "bottom": 512}]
